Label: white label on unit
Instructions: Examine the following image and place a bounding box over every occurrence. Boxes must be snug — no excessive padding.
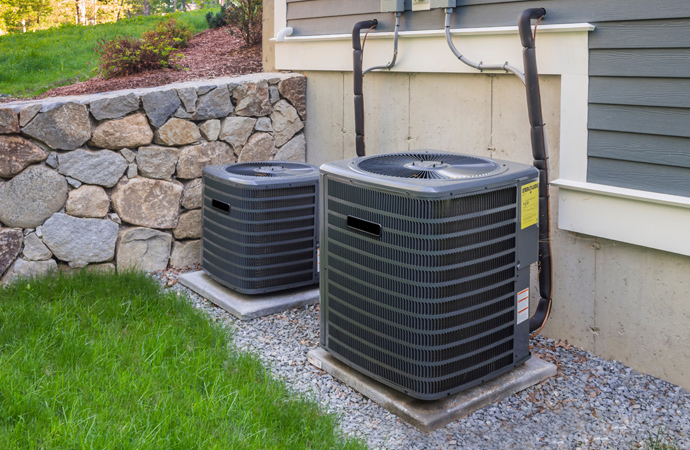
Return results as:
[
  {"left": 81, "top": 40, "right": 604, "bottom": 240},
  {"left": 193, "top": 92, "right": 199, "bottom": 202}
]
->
[
  {"left": 412, "top": 0, "right": 431, "bottom": 11},
  {"left": 517, "top": 288, "right": 529, "bottom": 324},
  {"left": 317, "top": 248, "right": 320, "bottom": 273},
  {"left": 307, "top": 353, "right": 322, "bottom": 370}
]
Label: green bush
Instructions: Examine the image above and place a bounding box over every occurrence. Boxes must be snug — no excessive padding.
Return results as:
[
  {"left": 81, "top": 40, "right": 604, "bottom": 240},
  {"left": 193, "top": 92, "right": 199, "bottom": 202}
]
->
[
  {"left": 205, "top": 5, "right": 228, "bottom": 29},
  {"left": 225, "top": 0, "right": 262, "bottom": 46},
  {"left": 96, "top": 18, "right": 192, "bottom": 79},
  {"left": 96, "top": 35, "right": 181, "bottom": 79},
  {"left": 144, "top": 17, "right": 193, "bottom": 48}
]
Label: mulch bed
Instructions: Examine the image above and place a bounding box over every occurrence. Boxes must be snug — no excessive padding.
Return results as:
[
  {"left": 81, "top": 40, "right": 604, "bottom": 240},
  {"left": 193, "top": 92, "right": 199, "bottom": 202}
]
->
[{"left": 15, "top": 26, "right": 262, "bottom": 101}]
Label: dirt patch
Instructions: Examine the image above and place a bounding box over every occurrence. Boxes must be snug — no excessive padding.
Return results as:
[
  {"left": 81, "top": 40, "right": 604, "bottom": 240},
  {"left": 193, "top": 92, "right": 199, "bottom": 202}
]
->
[{"left": 10, "top": 26, "right": 263, "bottom": 101}]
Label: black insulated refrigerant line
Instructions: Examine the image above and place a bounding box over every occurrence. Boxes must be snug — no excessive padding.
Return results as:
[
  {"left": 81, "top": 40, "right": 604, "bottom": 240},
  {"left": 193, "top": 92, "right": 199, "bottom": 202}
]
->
[
  {"left": 352, "top": 19, "right": 378, "bottom": 157},
  {"left": 518, "top": 8, "right": 553, "bottom": 334}
]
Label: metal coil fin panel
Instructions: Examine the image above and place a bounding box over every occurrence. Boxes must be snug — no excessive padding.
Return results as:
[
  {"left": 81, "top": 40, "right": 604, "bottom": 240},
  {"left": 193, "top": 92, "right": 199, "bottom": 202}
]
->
[{"left": 201, "top": 163, "right": 319, "bottom": 294}]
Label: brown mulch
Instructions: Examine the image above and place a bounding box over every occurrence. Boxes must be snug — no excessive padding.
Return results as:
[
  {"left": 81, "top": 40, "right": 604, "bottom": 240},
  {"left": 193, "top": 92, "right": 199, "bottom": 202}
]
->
[{"left": 35, "top": 26, "right": 262, "bottom": 100}]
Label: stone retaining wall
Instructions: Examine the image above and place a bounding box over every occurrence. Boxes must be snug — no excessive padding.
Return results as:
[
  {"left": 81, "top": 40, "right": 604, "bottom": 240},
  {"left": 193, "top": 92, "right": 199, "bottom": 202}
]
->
[{"left": 0, "top": 72, "right": 307, "bottom": 283}]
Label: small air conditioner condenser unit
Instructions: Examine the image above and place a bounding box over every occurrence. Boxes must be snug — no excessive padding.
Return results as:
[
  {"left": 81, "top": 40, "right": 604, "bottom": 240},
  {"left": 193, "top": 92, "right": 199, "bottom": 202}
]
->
[
  {"left": 202, "top": 161, "right": 320, "bottom": 294},
  {"left": 319, "top": 151, "right": 539, "bottom": 400}
]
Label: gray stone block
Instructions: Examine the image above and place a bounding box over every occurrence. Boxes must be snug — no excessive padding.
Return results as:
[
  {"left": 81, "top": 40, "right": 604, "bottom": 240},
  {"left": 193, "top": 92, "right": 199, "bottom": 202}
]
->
[
  {"left": 89, "top": 93, "right": 140, "bottom": 120},
  {"left": 193, "top": 85, "right": 234, "bottom": 121},
  {"left": 21, "top": 103, "right": 91, "bottom": 150},
  {"left": 141, "top": 90, "right": 180, "bottom": 128},
  {"left": 0, "top": 108, "right": 19, "bottom": 134},
  {"left": 1, "top": 258, "right": 57, "bottom": 284},
  {"left": 0, "top": 165, "right": 68, "bottom": 228},
  {"left": 22, "top": 232, "right": 52, "bottom": 261},
  {"left": 307, "top": 347, "right": 557, "bottom": 432},
  {"left": 175, "top": 87, "right": 197, "bottom": 112},
  {"left": 41, "top": 213, "right": 119, "bottom": 266},
  {"left": 136, "top": 146, "right": 180, "bottom": 180},
  {"left": 116, "top": 227, "right": 172, "bottom": 272},
  {"left": 58, "top": 149, "right": 127, "bottom": 188},
  {"left": 179, "top": 271, "right": 319, "bottom": 320}
]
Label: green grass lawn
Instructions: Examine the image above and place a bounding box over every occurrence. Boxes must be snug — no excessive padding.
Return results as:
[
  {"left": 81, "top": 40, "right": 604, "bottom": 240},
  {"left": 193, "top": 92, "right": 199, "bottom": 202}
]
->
[
  {"left": 0, "top": 10, "right": 210, "bottom": 98},
  {"left": 0, "top": 271, "right": 366, "bottom": 450}
]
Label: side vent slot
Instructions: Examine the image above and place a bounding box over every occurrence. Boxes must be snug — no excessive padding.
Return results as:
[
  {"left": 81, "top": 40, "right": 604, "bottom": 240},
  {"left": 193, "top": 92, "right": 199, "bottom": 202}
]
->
[
  {"left": 347, "top": 216, "right": 381, "bottom": 236},
  {"left": 212, "top": 199, "right": 230, "bottom": 214}
]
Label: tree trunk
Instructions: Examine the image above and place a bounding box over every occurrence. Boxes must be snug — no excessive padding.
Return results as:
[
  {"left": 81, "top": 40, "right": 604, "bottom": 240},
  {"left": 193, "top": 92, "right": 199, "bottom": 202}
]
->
[
  {"left": 144, "top": 0, "right": 149, "bottom": 15},
  {"left": 75, "top": 0, "right": 87, "bottom": 25},
  {"left": 116, "top": 0, "right": 125, "bottom": 21}
]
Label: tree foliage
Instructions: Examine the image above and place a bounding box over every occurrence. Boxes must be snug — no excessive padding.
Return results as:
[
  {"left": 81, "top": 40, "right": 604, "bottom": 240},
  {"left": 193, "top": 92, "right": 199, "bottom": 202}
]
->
[
  {"left": 205, "top": 4, "right": 227, "bottom": 29},
  {"left": 0, "top": 0, "right": 218, "bottom": 34},
  {"left": 224, "top": 0, "right": 261, "bottom": 46},
  {"left": 1, "top": 0, "right": 53, "bottom": 33}
]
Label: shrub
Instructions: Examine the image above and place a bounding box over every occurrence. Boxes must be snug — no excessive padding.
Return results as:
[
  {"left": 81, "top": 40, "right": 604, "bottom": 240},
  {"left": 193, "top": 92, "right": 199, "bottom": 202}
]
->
[
  {"left": 205, "top": 5, "right": 228, "bottom": 29},
  {"left": 96, "top": 17, "right": 192, "bottom": 78},
  {"left": 225, "top": 0, "right": 262, "bottom": 46},
  {"left": 96, "top": 34, "right": 182, "bottom": 78},
  {"left": 144, "top": 18, "right": 193, "bottom": 49},
  {"left": 96, "top": 37, "right": 145, "bottom": 78},
  {"left": 139, "top": 31, "right": 185, "bottom": 68}
]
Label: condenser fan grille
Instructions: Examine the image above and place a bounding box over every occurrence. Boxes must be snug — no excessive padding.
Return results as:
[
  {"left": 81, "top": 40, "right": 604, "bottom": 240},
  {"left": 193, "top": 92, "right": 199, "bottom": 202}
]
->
[
  {"left": 225, "top": 162, "right": 318, "bottom": 178},
  {"left": 356, "top": 153, "right": 501, "bottom": 179}
]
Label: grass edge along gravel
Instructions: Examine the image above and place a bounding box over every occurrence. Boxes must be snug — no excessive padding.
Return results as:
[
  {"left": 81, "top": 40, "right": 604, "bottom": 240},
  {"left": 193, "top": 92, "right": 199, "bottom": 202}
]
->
[
  {"left": 0, "top": 9, "right": 209, "bottom": 98},
  {"left": 645, "top": 427, "right": 681, "bottom": 450},
  {"left": 0, "top": 270, "right": 366, "bottom": 450}
]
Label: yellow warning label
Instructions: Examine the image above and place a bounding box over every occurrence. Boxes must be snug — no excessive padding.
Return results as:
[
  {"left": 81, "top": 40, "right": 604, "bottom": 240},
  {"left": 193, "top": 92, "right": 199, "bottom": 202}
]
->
[{"left": 521, "top": 181, "right": 539, "bottom": 229}]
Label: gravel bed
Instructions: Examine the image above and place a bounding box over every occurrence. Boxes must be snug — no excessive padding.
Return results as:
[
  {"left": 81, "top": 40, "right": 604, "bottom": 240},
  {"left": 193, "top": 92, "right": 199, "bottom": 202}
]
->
[{"left": 155, "top": 271, "right": 690, "bottom": 449}]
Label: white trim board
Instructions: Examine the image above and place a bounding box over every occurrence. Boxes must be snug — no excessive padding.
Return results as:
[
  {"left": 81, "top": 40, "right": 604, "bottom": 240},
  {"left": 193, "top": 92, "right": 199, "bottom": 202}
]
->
[
  {"left": 272, "top": 23, "right": 596, "bottom": 42},
  {"left": 274, "top": 25, "right": 591, "bottom": 77},
  {"left": 553, "top": 180, "right": 690, "bottom": 257},
  {"left": 552, "top": 179, "right": 690, "bottom": 210}
]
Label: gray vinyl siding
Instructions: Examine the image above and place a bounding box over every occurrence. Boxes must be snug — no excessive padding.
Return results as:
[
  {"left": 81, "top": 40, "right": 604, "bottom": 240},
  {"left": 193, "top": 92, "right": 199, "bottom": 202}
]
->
[
  {"left": 286, "top": 0, "right": 690, "bottom": 198},
  {"left": 587, "top": 15, "right": 690, "bottom": 196}
]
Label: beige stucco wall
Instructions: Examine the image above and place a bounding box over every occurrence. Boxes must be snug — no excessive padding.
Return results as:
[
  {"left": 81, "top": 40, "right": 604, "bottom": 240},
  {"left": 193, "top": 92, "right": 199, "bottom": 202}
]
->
[{"left": 302, "top": 70, "right": 690, "bottom": 390}]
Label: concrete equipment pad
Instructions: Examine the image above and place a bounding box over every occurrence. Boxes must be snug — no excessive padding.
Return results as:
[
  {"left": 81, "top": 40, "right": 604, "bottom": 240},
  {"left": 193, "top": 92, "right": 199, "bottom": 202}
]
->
[
  {"left": 179, "top": 271, "right": 319, "bottom": 320},
  {"left": 307, "top": 346, "right": 557, "bottom": 432}
]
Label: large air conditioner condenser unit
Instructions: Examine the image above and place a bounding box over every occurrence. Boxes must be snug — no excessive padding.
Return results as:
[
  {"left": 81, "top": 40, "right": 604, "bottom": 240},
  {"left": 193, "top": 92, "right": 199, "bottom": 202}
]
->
[
  {"left": 201, "top": 161, "right": 320, "bottom": 295},
  {"left": 319, "top": 152, "right": 539, "bottom": 400}
]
